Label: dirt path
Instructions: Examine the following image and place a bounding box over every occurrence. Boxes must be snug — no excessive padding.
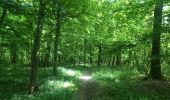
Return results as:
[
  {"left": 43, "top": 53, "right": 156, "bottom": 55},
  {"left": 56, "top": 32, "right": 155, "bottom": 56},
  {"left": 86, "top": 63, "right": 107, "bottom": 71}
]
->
[{"left": 76, "top": 71, "right": 100, "bottom": 100}]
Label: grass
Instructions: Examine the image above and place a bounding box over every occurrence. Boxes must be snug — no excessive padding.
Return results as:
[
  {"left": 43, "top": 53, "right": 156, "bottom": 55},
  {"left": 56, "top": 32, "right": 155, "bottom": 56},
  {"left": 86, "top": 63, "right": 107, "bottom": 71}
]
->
[
  {"left": 0, "top": 64, "right": 170, "bottom": 100},
  {"left": 0, "top": 64, "right": 28, "bottom": 99},
  {"left": 91, "top": 68, "right": 170, "bottom": 100},
  {"left": 0, "top": 64, "right": 84, "bottom": 100}
]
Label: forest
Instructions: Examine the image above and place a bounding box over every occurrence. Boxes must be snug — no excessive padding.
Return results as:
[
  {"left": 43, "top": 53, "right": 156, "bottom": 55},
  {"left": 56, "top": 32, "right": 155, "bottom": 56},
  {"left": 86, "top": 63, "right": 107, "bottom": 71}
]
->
[{"left": 0, "top": 0, "right": 170, "bottom": 100}]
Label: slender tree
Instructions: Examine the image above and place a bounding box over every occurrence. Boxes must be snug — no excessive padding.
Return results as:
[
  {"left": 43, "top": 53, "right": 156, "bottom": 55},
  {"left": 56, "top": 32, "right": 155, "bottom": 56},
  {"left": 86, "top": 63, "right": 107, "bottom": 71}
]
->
[
  {"left": 44, "top": 30, "right": 53, "bottom": 67},
  {"left": 0, "top": 6, "right": 7, "bottom": 60},
  {"left": 11, "top": 42, "right": 17, "bottom": 64},
  {"left": 149, "top": 0, "right": 163, "bottom": 79},
  {"left": 53, "top": 2, "right": 61, "bottom": 76},
  {"left": 30, "top": 0, "right": 46, "bottom": 92},
  {"left": 97, "top": 43, "right": 102, "bottom": 67},
  {"left": 84, "top": 38, "right": 87, "bottom": 67}
]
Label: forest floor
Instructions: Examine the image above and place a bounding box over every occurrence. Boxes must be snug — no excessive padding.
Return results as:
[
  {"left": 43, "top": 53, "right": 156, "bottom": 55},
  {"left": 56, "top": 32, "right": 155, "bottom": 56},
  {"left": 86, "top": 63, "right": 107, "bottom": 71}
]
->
[
  {"left": 1, "top": 64, "right": 170, "bottom": 100},
  {"left": 76, "top": 70, "right": 99, "bottom": 100}
]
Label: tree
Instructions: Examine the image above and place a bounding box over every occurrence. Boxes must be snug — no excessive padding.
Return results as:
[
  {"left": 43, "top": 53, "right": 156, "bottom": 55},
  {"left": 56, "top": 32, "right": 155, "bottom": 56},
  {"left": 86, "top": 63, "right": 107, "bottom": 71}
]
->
[
  {"left": 30, "top": 0, "right": 47, "bottom": 92},
  {"left": 149, "top": 0, "right": 163, "bottom": 79},
  {"left": 53, "top": 2, "right": 61, "bottom": 76},
  {"left": 0, "top": 6, "right": 7, "bottom": 61}
]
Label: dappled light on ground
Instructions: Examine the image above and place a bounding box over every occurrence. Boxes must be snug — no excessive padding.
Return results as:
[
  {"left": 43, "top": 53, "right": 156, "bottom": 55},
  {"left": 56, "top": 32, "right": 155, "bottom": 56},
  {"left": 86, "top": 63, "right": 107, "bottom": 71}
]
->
[
  {"left": 78, "top": 75, "right": 92, "bottom": 80},
  {"left": 92, "top": 69, "right": 141, "bottom": 82},
  {"left": 45, "top": 80, "right": 75, "bottom": 89},
  {"left": 1, "top": 65, "right": 170, "bottom": 100},
  {"left": 58, "top": 67, "right": 82, "bottom": 77},
  {"left": 11, "top": 76, "right": 78, "bottom": 100}
]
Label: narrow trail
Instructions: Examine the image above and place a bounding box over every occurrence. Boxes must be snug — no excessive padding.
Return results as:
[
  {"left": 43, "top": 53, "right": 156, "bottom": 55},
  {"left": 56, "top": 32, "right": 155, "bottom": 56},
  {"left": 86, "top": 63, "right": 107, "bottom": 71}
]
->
[{"left": 76, "top": 70, "right": 100, "bottom": 100}]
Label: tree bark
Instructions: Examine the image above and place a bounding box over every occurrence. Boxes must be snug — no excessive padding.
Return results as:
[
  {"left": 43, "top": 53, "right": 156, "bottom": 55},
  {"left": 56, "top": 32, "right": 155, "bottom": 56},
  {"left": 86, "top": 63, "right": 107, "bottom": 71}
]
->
[
  {"left": 89, "top": 44, "right": 93, "bottom": 65},
  {"left": 0, "top": 7, "right": 7, "bottom": 60},
  {"left": 44, "top": 31, "right": 52, "bottom": 67},
  {"left": 74, "top": 42, "right": 78, "bottom": 65},
  {"left": 97, "top": 43, "right": 102, "bottom": 67},
  {"left": 133, "top": 50, "right": 139, "bottom": 70},
  {"left": 11, "top": 42, "right": 17, "bottom": 64},
  {"left": 107, "top": 52, "right": 112, "bottom": 66},
  {"left": 84, "top": 39, "right": 87, "bottom": 67},
  {"left": 128, "top": 49, "right": 132, "bottom": 67},
  {"left": 116, "top": 49, "right": 121, "bottom": 66},
  {"left": 111, "top": 54, "right": 115, "bottom": 66},
  {"left": 53, "top": 4, "right": 61, "bottom": 76},
  {"left": 149, "top": 0, "right": 163, "bottom": 80},
  {"left": 30, "top": 0, "right": 46, "bottom": 92}
]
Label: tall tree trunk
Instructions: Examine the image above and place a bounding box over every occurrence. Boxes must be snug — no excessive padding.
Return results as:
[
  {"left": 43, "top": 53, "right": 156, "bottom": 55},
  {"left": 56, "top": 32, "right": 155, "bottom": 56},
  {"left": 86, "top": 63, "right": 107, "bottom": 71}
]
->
[
  {"left": 44, "top": 31, "right": 52, "bottom": 67},
  {"left": 112, "top": 54, "right": 116, "bottom": 66},
  {"left": 53, "top": 5, "right": 61, "bottom": 76},
  {"left": 11, "top": 42, "right": 17, "bottom": 64},
  {"left": 30, "top": 0, "right": 46, "bottom": 92},
  {"left": 0, "top": 7, "right": 7, "bottom": 60},
  {"left": 78, "top": 49, "right": 82, "bottom": 64},
  {"left": 149, "top": 0, "right": 163, "bottom": 79},
  {"left": 116, "top": 49, "right": 121, "bottom": 66},
  {"left": 89, "top": 44, "right": 93, "bottom": 65},
  {"left": 133, "top": 50, "right": 139, "bottom": 70},
  {"left": 84, "top": 39, "right": 86, "bottom": 67},
  {"left": 128, "top": 49, "right": 132, "bottom": 67},
  {"left": 107, "top": 51, "right": 112, "bottom": 66},
  {"left": 97, "top": 43, "right": 102, "bottom": 67},
  {"left": 74, "top": 42, "right": 78, "bottom": 65}
]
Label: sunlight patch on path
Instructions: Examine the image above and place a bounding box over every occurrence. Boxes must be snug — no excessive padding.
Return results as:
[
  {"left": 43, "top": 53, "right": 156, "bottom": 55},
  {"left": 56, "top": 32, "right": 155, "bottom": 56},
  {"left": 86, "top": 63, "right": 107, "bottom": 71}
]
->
[
  {"left": 78, "top": 75, "right": 92, "bottom": 81},
  {"left": 77, "top": 73, "right": 98, "bottom": 100}
]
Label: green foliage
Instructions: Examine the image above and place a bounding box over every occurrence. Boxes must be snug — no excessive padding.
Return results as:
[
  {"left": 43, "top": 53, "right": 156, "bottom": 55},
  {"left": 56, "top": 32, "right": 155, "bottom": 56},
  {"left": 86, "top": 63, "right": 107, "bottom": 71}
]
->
[
  {"left": 92, "top": 67, "right": 141, "bottom": 82},
  {"left": 0, "top": 64, "right": 85, "bottom": 100},
  {"left": 91, "top": 67, "right": 170, "bottom": 100},
  {"left": 1, "top": 64, "right": 170, "bottom": 100},
  {"left": 1, "top": 0, "right": 170, "bottom": 99}
]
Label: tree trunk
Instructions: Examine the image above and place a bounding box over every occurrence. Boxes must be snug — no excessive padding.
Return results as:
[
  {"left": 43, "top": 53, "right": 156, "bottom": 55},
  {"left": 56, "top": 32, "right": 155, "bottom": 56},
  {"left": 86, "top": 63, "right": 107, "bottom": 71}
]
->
[
  {"left": 30, "top": 0, "right": 46, "bottom": 92},
  {"left": 133, "top": 50, "right": 139, "bottom": 70},
  {"left": 97, "top": 43, "right": 102, "bottom": 67},
  {"left": 116, "top": 49, "right": 121, "bottom": 66},
  {"left": 89, "top": 44, "right": 93, "bottom": 65},
  {"left": 44, "top": 31, "right": 52, "bottom": 67},
  {"left": 128, "top": 49, "right": 132, "bottom": 67},
  {"left": 149, "top": 0, "right": 163, "bottom": 80},
  {"left": 84, "top": 39, "right": 86, "bottom": 67},
  {"left": 0, "top": 7, "right": 7, "bottom": 60},
  {"left": 112, "top": 54, "right": 115, "bottom": 66},
  {"left": 53, "top": 5, "right": 61, "bottom": 76},
  {"left": 107, "top": 51, "right": 112, "bottom": 66},
  {"left": 78, "top": 49, "right": 82, "bottom": 64},
  {"left": 11, "top": 42, "right": 17, "bottom": 64},
  {"left": 74, "top": 42, "right": 78, "bottom": 65}
]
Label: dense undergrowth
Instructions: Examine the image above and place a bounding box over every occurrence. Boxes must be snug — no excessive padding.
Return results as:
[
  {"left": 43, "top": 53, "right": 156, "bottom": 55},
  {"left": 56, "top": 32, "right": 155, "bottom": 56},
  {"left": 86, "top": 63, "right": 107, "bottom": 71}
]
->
[{"left": 0, "top": 64, "right": 170, "bottom": 100}]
